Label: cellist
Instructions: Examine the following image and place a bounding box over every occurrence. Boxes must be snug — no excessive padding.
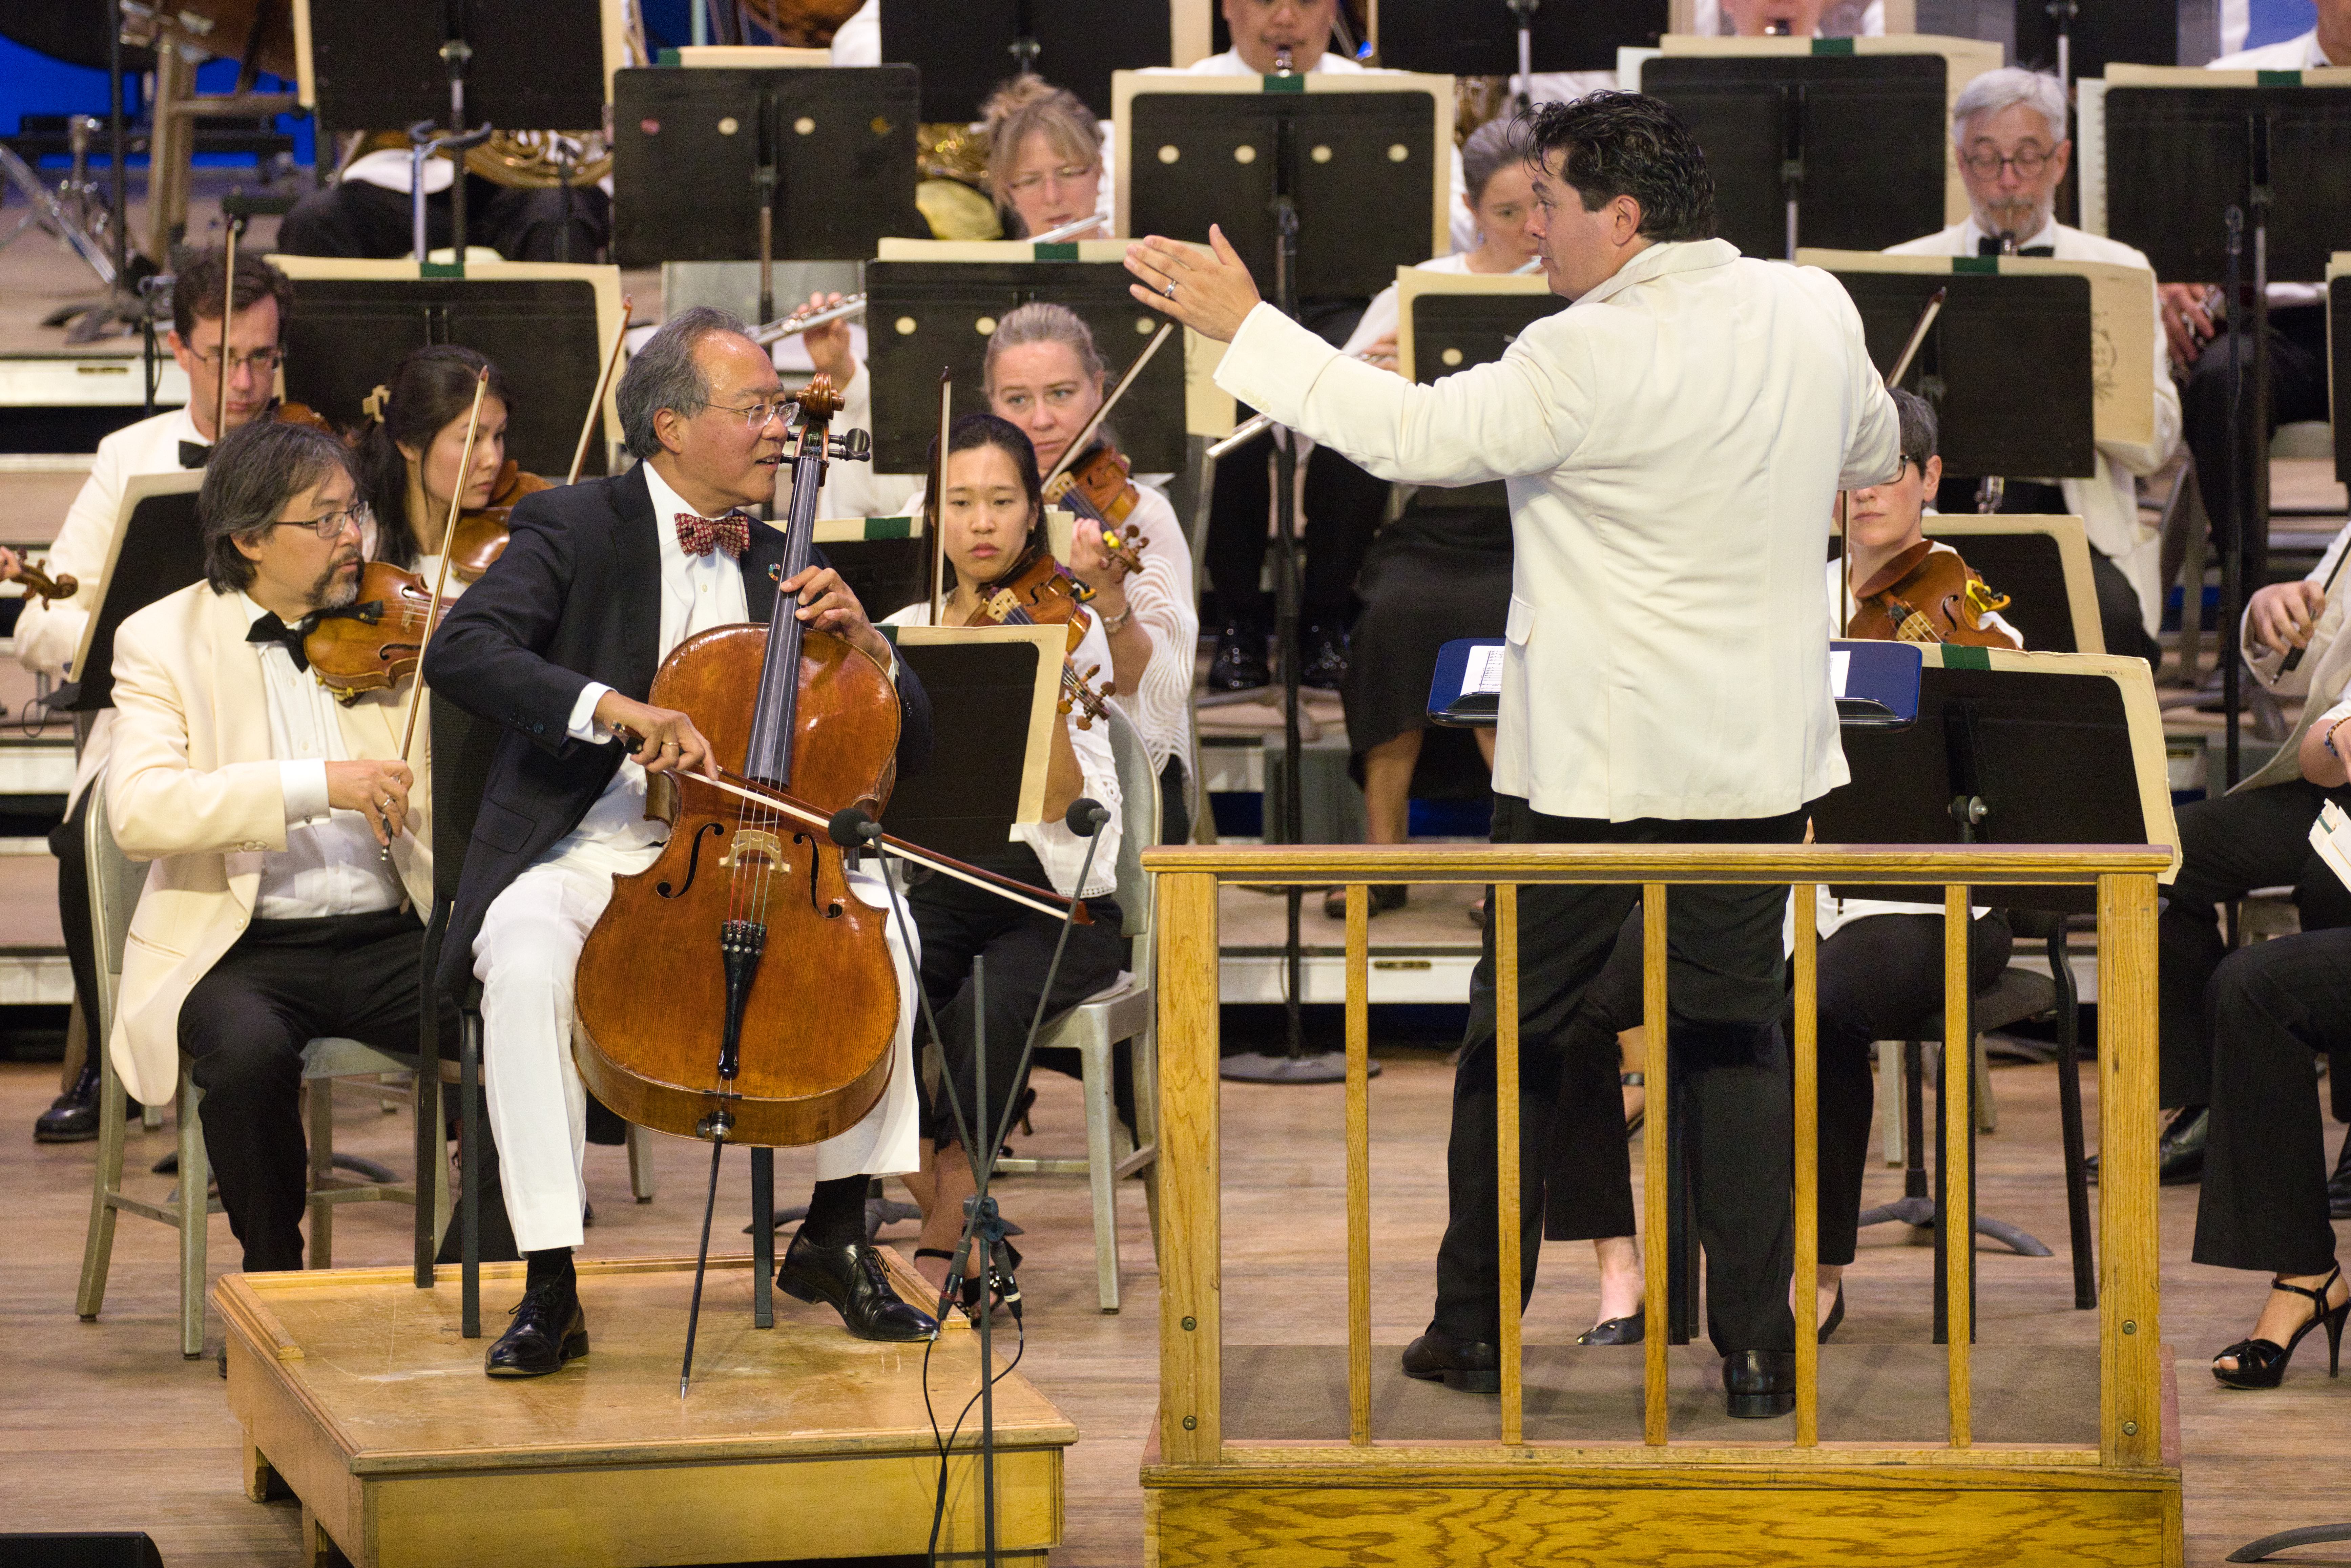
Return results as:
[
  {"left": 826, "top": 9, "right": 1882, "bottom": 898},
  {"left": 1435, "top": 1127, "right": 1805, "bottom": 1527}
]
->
[{"left": 422, "top": 307, "right": 941, "bottom": 1379}]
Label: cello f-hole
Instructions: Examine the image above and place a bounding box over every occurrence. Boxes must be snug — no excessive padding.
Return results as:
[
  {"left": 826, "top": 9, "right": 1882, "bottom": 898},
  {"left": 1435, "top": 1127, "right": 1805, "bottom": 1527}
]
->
[{"left": 659, "top": 821, "right": 727, "bottom": 898}]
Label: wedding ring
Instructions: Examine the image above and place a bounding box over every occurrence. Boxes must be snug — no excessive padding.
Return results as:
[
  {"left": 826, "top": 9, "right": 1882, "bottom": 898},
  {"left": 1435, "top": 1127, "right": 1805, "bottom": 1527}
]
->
[{"left": 1162, "top": 281, "right": 1178, "bottom": 300}]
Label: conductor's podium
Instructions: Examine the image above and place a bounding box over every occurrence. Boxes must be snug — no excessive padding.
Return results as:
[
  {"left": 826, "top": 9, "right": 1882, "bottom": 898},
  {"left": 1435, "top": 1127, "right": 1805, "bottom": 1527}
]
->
[{"left": 217, "top": 1255, "right": 1074, "bottom": 1567}]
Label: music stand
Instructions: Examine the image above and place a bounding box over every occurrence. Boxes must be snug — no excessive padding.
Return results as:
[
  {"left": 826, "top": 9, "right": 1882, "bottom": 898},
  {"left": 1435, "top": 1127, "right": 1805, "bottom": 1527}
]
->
[
  {"left": 610, "top": 65, "right": 923, "bottom": 318},
  {"left": 813, "top": 516, "right": 930, "bottom": 635},
  {"left": 1396, "top": 269, "right": 1563, "bottom": 509},
  {"left": 1375, "top": 0, "right": 1666, "bottom": 109},
  {"left": 2011, "top": 1, "right": 2177, "bottom": 87},
  {"left": 2083, "top": 67, "right": 2351, "bottom": 784},
  {"left": 64, "top": 472, "right": 205, "bottom": 713},
  {"left": 1921, "top": 515, "right": 2107, "bottom": 655},
  {"left": 884, "top": 624, "right": 1065, "bottom": 855},
  {"left": 1815, "top": 647, "right": 2179, "bottom": 1334},
  {"left": 879, "top": 0, "right": 1170, "bottom": 122},
  {"left": 1119, "top": 68, "right": 1450, "bottom": 1081},
  {"left": 863, "top": 239, "right": 1192, "bottom": 474},
  {"left": 265, "top": 256, "right": 624, "bottom": 479},
  {"left": 294, "top": 0, "right": 617, "bottom": 263},
  {"left": 2333, "top": 262, "right": 2349, "bottom": 482}
]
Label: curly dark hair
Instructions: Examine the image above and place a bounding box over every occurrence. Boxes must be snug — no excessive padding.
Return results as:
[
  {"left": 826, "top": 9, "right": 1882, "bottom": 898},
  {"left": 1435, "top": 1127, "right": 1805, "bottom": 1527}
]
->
[{"left": 1521, "top": 91, "right": 1716, "bottom": 244}]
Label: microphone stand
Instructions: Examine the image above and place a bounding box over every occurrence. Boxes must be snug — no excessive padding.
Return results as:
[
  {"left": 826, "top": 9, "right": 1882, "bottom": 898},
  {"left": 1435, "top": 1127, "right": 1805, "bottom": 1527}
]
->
[{"left": 840, "top": 799, "right": 1111, "bottom": 1568}]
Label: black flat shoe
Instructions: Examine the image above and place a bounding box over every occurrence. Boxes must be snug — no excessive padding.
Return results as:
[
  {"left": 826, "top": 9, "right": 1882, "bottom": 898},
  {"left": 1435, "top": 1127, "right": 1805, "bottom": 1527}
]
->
[
  {"left": 2328, "top": 1137, "right": 2351, "bottom": 1221},
  {"left": 1578, "top": 1307, "right": 1644, "bottom": 1346},
  {"left": 1297, "top": 623, "right": 1348, "bottom": 690},
  {"left": 1818, "top": 1285, "right": 1845, "bottom": 1344},
  {"left": 1723, "top": 1350, "right": 1796, "bottom": 1419},
  {"left": 1401, "top": 1329, "right": 1499, "bottom": 1392},
  {"left": 2213, "top": 1263, "right": 2348, "bottom": 1390},
  {"left": 1208, "top": 621, "right": 1270, "bottom": 693},
  {"left": 33, "top": 1060, "right": 136, "bottom": 1143},
  {"left": 484, "top": 1278, "right": 588, "bottom": 1378},
  {"left": 912, "top": 1242, "right": 1022, "bottom": 1316},
  {"left": 1323, "top": 883, "right": 1406, "bottom": 920},
  {"left": 779, "top": 1231, "right": 938, "bottom": 1342}
]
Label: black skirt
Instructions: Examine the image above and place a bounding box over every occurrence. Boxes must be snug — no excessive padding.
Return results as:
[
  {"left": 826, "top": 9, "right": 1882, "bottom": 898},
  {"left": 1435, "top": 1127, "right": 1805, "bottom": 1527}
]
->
[{"left": 1339, "top": 498, "right": 1513, "bottom": 789}]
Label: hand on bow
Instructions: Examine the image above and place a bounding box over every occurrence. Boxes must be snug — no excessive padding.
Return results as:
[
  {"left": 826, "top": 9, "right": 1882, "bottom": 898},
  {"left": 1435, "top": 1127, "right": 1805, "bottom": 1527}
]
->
[
  {"left": 597, "top": 692, "right": 715, "bottom": 778},
  {"left": 782, "top": 564, "right": 891, "bottom": 667},
  {"left": 2249, "top": 578, "right": 2328, "bottom": 657},
  {"left": 326, "top": 758, "right": 415, "bottom": 846},
  {"left": 1125, "top": 225, "right": 1261, "bottom": 343}
]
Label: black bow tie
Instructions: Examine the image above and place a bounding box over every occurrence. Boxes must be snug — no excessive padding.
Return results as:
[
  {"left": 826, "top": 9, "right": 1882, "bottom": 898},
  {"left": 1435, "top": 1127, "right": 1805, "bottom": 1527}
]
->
[
  {"left": 179, "top": 440, "right": 211, "bottom": 469},
  {"left": 247, "top": 610, "right": 318, "bottom": 672},
  {"left": 1978, "top": 236, "right": 2055, "bottom": 257}
]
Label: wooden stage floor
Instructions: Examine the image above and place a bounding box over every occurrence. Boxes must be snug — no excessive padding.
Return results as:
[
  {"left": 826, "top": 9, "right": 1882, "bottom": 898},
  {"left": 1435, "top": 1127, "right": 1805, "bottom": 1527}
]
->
[{"left": 0, "top": 1046, "right": 2345, "bottom": 1565}]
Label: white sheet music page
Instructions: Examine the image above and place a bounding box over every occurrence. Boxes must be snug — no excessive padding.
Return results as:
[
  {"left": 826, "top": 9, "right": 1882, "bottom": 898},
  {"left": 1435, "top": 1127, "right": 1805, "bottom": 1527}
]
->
[{"left": 1461, "top": 643, "right": 1506, "bottom": 698}]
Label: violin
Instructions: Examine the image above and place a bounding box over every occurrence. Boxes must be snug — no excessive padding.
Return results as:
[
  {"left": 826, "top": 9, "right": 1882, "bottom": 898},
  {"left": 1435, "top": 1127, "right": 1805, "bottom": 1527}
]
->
[
  {"left": 446, "top": 459, "right": 552, "bottom": 583},
  {"left": 1041, "top": 439, "right": 1147, "bottom": 579},
  {"left": 0, "top": 552, "right": 77, "bottom": 604},
  {"left": 269, "top": 398, "right": 338, "bottom": 436},
  {"left": 964, "top": 543, "right": 1117, "bottom": 729},
  {"left": 1844, "top": 540, "right": 2018, "bottom": 649},
  {"left": 301, "top": 561, "right": 451, "bottom": 703}
]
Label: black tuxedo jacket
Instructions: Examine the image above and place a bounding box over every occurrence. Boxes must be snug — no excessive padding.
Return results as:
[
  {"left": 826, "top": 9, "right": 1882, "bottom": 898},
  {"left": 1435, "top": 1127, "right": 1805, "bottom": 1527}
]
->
[{"left": 421, "top": 462, "right": 933, "bottom": 997}]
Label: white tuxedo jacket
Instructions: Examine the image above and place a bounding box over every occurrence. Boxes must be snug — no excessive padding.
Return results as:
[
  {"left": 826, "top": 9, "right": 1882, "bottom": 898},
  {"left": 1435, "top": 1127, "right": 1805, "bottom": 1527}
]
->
[{"left": 105, "top": 582, "right": 433, "bottom": 1105}]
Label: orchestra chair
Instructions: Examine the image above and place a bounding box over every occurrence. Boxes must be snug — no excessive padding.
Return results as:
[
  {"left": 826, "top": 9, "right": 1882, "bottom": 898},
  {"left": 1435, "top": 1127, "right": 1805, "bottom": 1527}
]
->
[
  {"left": 74, "top": 785, "right": 439, "bottom": 1359},
  {"left": 2157, "top": 453, "right": 2214, "bottom": 688},
  {"left": 993, "top": 703, "right": 1164, "bottom": 1312}
]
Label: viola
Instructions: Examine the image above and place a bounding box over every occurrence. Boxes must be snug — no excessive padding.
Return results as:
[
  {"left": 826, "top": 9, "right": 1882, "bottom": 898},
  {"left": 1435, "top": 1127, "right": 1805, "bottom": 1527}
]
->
[
  {"left": 1040, "top": 440, "right": 1147, "bottom": 579},
  {"left": 447, "top": 459, "right": 552, "bottom": 583},
  {"left": 964, "top": 543, "right": 1117, "bottom": 729},
  {"left": 1844, "top": 540, "right": 2017, "bottom": 649},
  {"left": 301, "top": 561, "right": 451, "bottom": 703}
]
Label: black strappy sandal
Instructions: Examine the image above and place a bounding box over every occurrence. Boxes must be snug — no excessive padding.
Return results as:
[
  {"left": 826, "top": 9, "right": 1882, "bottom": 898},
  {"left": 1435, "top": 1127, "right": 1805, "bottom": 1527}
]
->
[
  {"left": 914, "top": 1242, "right": 1024, "bottom": 1315},
  {"left": 2213, "top": 1262, "right": 2348, "bottom": 1389},
  {"left": 1622, "top": 1072, "right": 1645, "bottom": 1138}
]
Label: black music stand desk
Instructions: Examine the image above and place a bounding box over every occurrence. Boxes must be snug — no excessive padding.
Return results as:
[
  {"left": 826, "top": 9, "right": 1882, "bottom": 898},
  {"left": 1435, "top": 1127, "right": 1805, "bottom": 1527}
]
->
[
  {"left": 65, "top": 471, "right": 205, "bottom": 714},
  {"left": 880, "top": 0, "right": 1169, "bottom": 123}
]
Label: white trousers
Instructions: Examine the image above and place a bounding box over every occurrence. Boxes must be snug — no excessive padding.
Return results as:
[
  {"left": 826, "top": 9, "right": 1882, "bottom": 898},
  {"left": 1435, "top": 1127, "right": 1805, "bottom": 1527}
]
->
[{"left": 474, "top": 847, "right": 922, "bottom": 1255}]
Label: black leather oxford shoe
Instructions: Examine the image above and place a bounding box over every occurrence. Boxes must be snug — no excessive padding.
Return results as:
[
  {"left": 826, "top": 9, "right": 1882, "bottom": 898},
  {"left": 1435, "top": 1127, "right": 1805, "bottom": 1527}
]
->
[
  {"left": 779, "top": 1232, "right": 939, "bottom": 1343},
  {"left": 1401, "top": 1329, "right": 1500, "bottom": 1393},
  {"left": 1723, "top": 1350, "right": 1796, "bottom": 1419},
  {"left": 484, "top": 1278, "right": 588, "bottom": 1378}
]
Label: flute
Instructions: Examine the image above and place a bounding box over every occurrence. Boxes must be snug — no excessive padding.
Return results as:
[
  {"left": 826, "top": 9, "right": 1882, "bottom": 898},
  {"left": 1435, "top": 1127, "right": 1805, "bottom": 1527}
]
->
[{"left": 753, "top": 294, "right": 867, "bottom": 344}]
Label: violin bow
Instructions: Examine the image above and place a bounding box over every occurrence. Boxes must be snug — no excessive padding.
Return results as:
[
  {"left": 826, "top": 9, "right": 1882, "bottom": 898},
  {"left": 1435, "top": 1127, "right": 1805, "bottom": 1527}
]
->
[
  {"left": 925, "top": 367, "right": 950, "bottom": 624},
  {"left": 215, "top": 214, "right": 239, "bottom": 442},
  {"left": 1842, "top": 287, "right": 1950, "bottom": 632},
  {"left": 1885, "top": 286, "right": 1947, "bottom": 392},
  {"left": 567, "top": 294, "right": 633, "bottom": 486},
  {"left": 1039, "top": 321, "right": 1174, "bottom": 489},
  {"left": 394, "top": 367, "right": 491, "bottom": 770}
]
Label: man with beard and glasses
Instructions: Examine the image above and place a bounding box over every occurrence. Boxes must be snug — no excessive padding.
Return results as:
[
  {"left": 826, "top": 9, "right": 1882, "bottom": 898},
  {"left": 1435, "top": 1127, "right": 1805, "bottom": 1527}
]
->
[{"left": 102, "top": 418, "right": 438, "bottom": 1275}]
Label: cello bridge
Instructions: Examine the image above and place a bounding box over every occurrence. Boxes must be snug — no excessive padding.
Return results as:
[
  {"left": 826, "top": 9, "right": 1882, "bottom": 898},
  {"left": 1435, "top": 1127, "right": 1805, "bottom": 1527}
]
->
[{"left": 720, "top": 828, "right": 785, "bottom": 869}]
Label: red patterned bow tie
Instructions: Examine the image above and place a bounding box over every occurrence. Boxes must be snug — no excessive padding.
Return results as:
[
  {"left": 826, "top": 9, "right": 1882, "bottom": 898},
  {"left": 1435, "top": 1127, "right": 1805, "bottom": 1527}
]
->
[{"left": 675, "top": 510, "right": 750, "bottom": 559}]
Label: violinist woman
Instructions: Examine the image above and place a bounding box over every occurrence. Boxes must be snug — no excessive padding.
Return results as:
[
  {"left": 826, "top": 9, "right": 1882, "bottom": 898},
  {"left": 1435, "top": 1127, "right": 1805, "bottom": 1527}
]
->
[
  {"left": 984, "top": 302, "right": 1199, "bottom": 842},
  {"left": 356, "top": 345, "right": 539, "bottom": 588},
  {"left": 881, "top": 414, "right": 1127, "bottom": 1300},
  {"left": 1536, "top": 391, "right": 2022, "bottom": 1348}
]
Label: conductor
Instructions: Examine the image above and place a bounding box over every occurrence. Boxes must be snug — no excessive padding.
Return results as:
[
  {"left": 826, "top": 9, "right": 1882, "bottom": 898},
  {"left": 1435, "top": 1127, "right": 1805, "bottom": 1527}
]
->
[{"left": 1127, "top": 93, "right": 1899, "bottom": 1417}]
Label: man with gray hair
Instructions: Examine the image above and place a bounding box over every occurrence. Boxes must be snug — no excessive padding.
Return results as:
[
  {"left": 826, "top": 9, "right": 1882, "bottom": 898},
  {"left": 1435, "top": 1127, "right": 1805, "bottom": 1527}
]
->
[
  {"left": 1885, "top": 65, "right": 2180, "bottom": 667},
  {"left": 425, "top": 306, "right": 941, "bottom": 1377}
]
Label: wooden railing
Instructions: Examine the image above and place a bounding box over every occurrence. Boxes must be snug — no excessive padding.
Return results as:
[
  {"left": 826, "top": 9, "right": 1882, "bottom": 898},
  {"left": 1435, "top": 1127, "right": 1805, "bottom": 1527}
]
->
[{"left": 1143, "top": 843, "right": 2175, "bottom": 1477}]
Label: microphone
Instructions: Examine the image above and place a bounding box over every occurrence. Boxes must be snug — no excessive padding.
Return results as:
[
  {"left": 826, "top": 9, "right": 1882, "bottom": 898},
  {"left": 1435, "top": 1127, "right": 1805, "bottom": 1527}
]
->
[
  {"left": 828, "top": 806, "right": 881, "bottom": 848},
  {"left": 1064, "top": 797, "right": 1109, "bottom": 837}
]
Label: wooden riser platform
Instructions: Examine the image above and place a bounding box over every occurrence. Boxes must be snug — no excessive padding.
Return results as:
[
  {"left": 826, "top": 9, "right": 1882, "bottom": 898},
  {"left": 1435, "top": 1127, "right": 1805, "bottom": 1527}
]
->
[{"left": 215, "top": 1257, "right": 1074, "bottom": 1568}]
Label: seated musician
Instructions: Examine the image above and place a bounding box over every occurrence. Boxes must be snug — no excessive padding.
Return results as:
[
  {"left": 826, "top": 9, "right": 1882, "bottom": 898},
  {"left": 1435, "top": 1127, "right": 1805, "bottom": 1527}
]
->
[
  {"left": 1327, "top": 118, "right": 1541, "bottom": 920},
  {"left": 877, "top": 414, "right": 1128, "bottom": 1302},
  {"left": 1885, "top": 67, "right": 2180, "bottom": 665},
  {"left": 1541, "top": 391, "right": 2019, "bottom": 1344},
  {"left": 983, "top": 76, "right": 1114, "bottom": 242},
  {"left": 277, "top": 132, "right": 611, "bottom": 264},
  {"left": 354, "top": 346, "right": 522, "bottom": 587},
  {"left": 10, "top": 246, "right": 293, "bottom": 1144},
  {"left": 422, "top": 308, "right": 940, "bottom": 1377},
  {"left": 982, "top": 303, "right": 1199, "bottom": 843},
  {"left": 1697, "top": 0, "right": 1884, "bottom": 35},
  {"left": 102, "top": 418, "right": 433, "bottom": 1274}
]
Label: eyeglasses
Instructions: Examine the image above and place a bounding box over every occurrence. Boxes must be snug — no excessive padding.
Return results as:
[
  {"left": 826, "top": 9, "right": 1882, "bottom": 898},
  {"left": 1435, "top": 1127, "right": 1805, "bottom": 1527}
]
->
[
  {"left": 1959, "top": 146, "right": 2053, "bottom": 180},
  {"left": 271, "top": 502, "right": 372, "bottom": 541},
  {"left": 707, "top": 398, "right": 792, "bottom": 432},
  {"left": 1002, "top": 164, "right": 1096, "bottom": 195},
  {"left": 188, "top": 346, "right": 286, "bottom": 375}
]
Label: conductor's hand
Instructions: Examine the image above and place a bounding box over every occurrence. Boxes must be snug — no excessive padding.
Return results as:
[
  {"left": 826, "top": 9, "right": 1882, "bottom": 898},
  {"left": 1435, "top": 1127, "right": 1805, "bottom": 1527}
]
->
[
  {"left": 2160, "top": 283, "right": 2220, "bottom": 369},
  {"left": 597, "top": 692, "right": 715, "bottom": 778},
  {"left": 781, "top": 564, "right": 892, "bottom": 668},
  {"left": 800, "top": 290, "right": 858, "bottom": 389},
  {"left": 2249, "top": 578, "right": 2329, "bottom": 657},
  {"left": 325, "top": 758, "right": 415, "bottom": 847},
  {"left": 1126, "top": 226, "right": 1261, "bottom": 343}
]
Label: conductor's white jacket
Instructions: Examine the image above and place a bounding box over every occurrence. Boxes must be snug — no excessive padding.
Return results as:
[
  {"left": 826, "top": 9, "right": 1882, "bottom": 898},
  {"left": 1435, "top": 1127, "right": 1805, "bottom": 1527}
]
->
[{"left": 1214, "top": 237, "right": 1900, "bottom": 823}]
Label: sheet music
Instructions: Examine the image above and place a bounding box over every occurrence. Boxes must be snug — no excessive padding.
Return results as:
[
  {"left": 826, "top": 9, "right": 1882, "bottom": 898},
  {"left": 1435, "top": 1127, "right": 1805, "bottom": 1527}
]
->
[
  {"left": 1831, "top": 649, "right": 1852, "bottom": 698},
  {"left": 1460, "top": 643, "right": 1506, "bottom": 698}
]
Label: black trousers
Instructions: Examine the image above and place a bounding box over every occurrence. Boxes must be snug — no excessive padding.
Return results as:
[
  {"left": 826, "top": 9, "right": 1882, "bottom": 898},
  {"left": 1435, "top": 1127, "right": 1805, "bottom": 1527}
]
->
[
  {"left": 179, "top": 909, "right": 440, "bottom": 1272},
  {"left": 909, "top": 868, "right": 1126, "bottom": 1151},
  {"left": 2182, "top": 303, "right": 2331, "bottom": 590},
  {"left": 2158, "top": 780, "right": 2351, "bottom": 1108},
  {"left": 1431, "top": 795, "right": 1807, "bottom": 1357},
  {"left": 51, "top": 788, "right": 100, "bottom": 1065},
  {"left": 276, "top": 175, "right": 612, "bottom": 263},
  {"left": 1546, "top": 907, "right": 2013, "bottom": 1267},
  {"left": 1203, "top": 298, "right": 1387, "bottom": 630},
  {"left": 1160, "top": 755, "right": 1191, "bottom": 849},
  {"left": 2192, "top": 926, "right": 2351, "bottom": 1277}
]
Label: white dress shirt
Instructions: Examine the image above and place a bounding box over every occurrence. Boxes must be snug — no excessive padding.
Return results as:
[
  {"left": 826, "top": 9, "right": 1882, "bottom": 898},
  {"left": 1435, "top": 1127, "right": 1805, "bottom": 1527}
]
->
[
  {"left": 239, "top": 595, "right": 405, "bottom": 919},
  {"left": 1214, "top": 237, "right": 1900, "bottom": 823},
  {"left": 1884, "top": 218, "right": 2182, "bottom": 634},
  {"left": 558, "top": 461, "right": 751, "bottom": 865}
]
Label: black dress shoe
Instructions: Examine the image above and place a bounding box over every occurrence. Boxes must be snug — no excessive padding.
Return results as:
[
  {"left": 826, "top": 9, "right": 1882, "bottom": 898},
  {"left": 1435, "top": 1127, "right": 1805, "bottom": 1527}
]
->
[
  {"left": 1578, "top": 1307, "right": 1644, "bottom": 1346},
  {"left": 2086, "top": 1104, "right": 2209, "bottom": 1187},
  {"left": 1723, "top": 1350, "right": 1796, "bottom": 1419},
  {"left": 1297, "top": 623, "right": 1348, "bottom": 690},
  {"left": 2329, "top": 1137, "right": 2351, "bottom": 1222},
  {"left": 1400, "top": 1329, "right": 1499, "bottom": 1392},
  {"left": 33, "top": 1060, "right": 135, "bottom": 1143},
  {"left": 778, "top": 1232, "right": 938, "bottom": 1342},
  {"left": 484, "top": 1278, "right": 588, "bottom": 1378},
  {"left": 1208, "top": 621, "right": 1270, "bottom": 692}
]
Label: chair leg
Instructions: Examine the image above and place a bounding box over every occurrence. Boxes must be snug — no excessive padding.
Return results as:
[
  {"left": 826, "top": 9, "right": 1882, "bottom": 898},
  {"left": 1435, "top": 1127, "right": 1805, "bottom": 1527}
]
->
[
  {"left": 1081, "top": 1034, "right": 1122, "bottom": 1313},
  {"left": 628, "top": 1123, "right": 657, "bottom": 1203},
  {"left": 2050, "top": 927, "right": 2097, "bottom": 1310},
  {"left": 1974, "top": 1031, "right": 1998, "bottom": 1134},
  {"left": 306, "top": 1080, "right": 334, "bottom": 1270},
  {"left": 752, "top": 1147, "right": 775, "bottom": 1330},
  {"left": 179, "top": 1068, "right": 210, "bottom": 1360},
  {"left": 1131, "top": 1027, "right": 1163, "bottom": 1269},
  {"left": 1876, "top": 1040, "right": 1903, "bottom": 1166},
  {"left": 74, "top": 1041, "right": 130, "bottom": 1320}
]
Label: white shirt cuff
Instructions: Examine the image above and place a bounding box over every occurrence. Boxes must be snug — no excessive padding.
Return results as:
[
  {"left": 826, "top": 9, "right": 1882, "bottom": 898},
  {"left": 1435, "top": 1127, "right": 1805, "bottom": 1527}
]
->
[
  {"left": 569, "top": 681, "right": 613, "bottom": 741},
  {"left": 2315, "top": 693, "right": 2351, "bottom": 735},
  {"left": 280, "top": 760, "right": 329, "bottom": 825}
]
